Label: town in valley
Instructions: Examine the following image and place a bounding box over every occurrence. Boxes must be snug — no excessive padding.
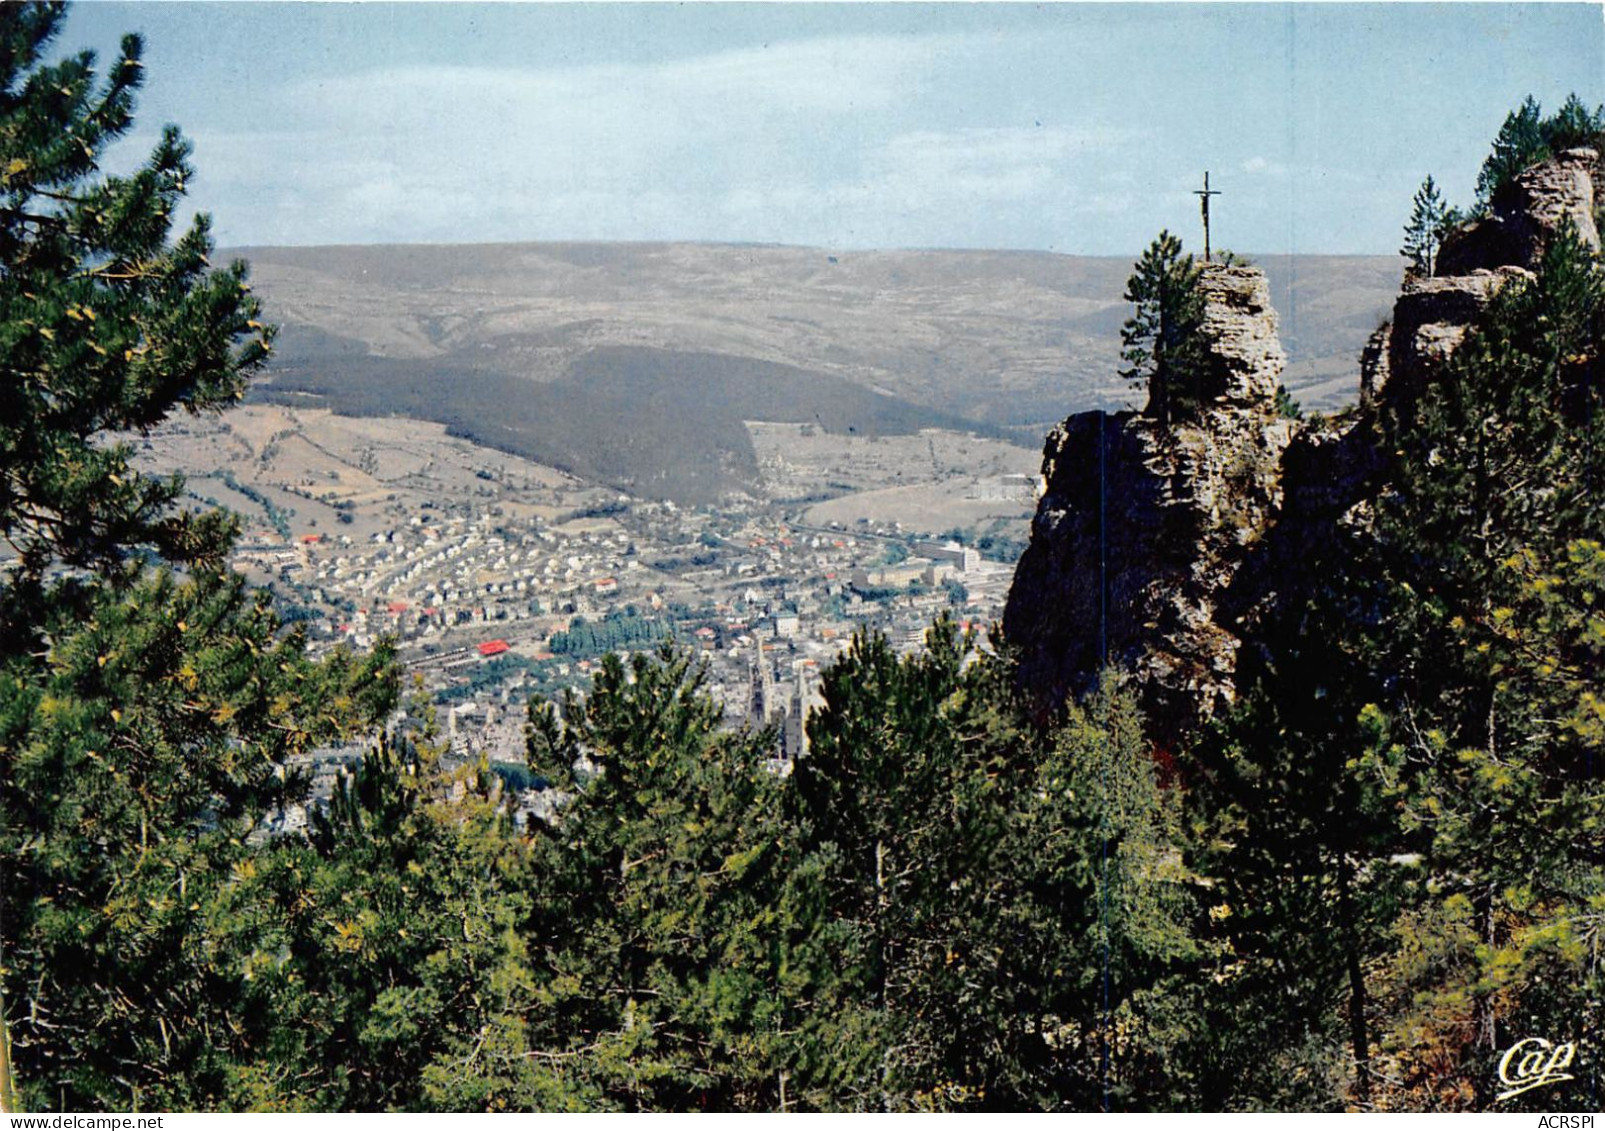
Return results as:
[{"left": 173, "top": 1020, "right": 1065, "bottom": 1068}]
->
[{"left": 136, "top": 404, "right": 1040, "bottom": 781}]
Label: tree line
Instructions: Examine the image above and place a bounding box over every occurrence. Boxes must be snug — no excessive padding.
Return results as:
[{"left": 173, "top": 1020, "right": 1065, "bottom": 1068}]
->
[{"left": 1401, "top": 96, "right": 1604, "bottom": 278}]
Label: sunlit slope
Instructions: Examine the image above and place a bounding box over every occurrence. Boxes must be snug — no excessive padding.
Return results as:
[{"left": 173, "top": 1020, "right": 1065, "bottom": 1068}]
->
[{"left": 238, "top": 241, "right": 1399, "bottom": 501}]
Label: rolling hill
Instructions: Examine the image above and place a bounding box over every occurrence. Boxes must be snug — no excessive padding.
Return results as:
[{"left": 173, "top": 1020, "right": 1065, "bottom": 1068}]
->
[{"left": 237, "top": 241, "right": 1401, "bottom": 502}]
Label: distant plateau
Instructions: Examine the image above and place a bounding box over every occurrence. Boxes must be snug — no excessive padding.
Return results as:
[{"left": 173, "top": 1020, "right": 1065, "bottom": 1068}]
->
[{"left": 234, "top": 241, "right": 1403, "bottom": 503}]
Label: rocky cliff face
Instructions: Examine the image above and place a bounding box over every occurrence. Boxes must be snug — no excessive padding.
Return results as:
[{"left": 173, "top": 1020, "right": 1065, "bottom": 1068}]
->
[
  {"left": 1374, "top": 146, "right": 1600, "bottom": 408},
  {"left": 1436, "top": 147, "right": 1600, "bottom": 277},
  {"left": 1003, "top": 263, "right": 1295, "bottom": 722},
  {"left": 1004, "top": 150, "right": 1599, "bottom": 730}
]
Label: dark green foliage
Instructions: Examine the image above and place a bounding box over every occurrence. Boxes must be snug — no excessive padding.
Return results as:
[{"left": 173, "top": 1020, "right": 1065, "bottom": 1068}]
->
[
  {"left": 1351, "top": 225, "right": 1605, "bottom": 1106},
  {"left": 975, "top": 529, "right": 1028, "bottom": 563},
  {"left": 1273, "top": 383, "right": 1303, "bottom": 420},
  {"left": 1475, "top": 94, "right": 1605, "bottom": 207},
  {"left": 263, "top": 341, "right": 989, "bottom": 506},
  {"left": 0, "top": 5, "right": 271, "bottom": 587},
  {"left": 1544, "top": 92, "right": 1605, "bottom": 152},
  {"left": 1476, "top": 97, "right": 1546, "bottom": 207},
  {"left": 789, "top": 624, "right": 1203, "bottom": 1109},
  {"left": 218, "top": 472, "right": 293, "bottom": 540},
  {"left": 490, "top": 760, "right": 546, "bottom": 792},
  {"left": 1401, "top": 175, "right": 1450, "bottom": 277},
  {"left": 1005, "top": 677, "right": 1208, "bottom": 1110},
  {"left": 546, "top": 608, "right": 670, "bottom": 658},
  {"left": 433, "top": 653, "right": 540, "bottom": 703},
  {"left": 522, "top": 646, "right": 807, "bottom": 1110},
  {"left": 787, "top": 623, "right": 1020, "bottom": 1105},
  {"left": 1119, "top": 231, "right": 1209, "bottom": 427},
  {"left": 876, "top": 541, "right": 909, "bottom": 566},
  {"left": 2, "top": 16, "right": 1599, "bottom": 1113},
  {"left": 1191, "top": 662, "right": 1407, "bottom": 1109},
  {"left": 0, "top": 569, "right": 394, "bottom": 1109},
  {"left": 1377, "top": 224, "right": 1603, "bottom": 681},
  {"left": 252, "top": 735, "right": 538, "bottom": 1111},
  {"left": 845, "top": 583, "right": 904, "bottom": 603},
  {"left": 1199, "top": 214, "right": 1605, "bottom": 1109},
  {"left": 0, "top": 3, "right": 399, "bottom": 1110},
  {"left": 467, "top": 625, "right": 1208, "bottom": 1112}
]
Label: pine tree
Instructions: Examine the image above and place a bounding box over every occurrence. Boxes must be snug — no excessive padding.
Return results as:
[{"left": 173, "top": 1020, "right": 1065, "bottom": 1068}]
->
[
  {"left": 1353, "top": 225, "right": 1605, "bottom": 1109},
  {"left": 790, "top": 622, "right": 1205, "bottom": 1109},
  {"left": 1542, "top": 93, "right": 1605, "bottom": 152},
  {"left": 1476, "top": 96, "right": 1546, "bottom": 206},
  {"left": 0, "top": 4, "right": 397, "bottom": 1109},
  {"left": 1401, "top": 175, "right": 1449, "bottom": 277},
  {"left": 1119, "top": 231, "right": 1208, "bottom": 427},
  {"left": 1474, "top": 94, "right": 1605, "bottom": 209},
  {"left": 0, "top": 4, "right": 269, "bottom": 596},
  {"left": 0, "top": 569, "right": 395, "bottom": 1108},
  {"left": 206, "top": 723, "right": 544, "bottom": 1111},
  {"left": 1193, "top": 653, "right": 1405, "bottom": 1108},
  {"left": 787, "top": 620, "right": 1027, "bottom": 1107},
  {"left": 522, "top": 646, "right": 806, "bottom": 1110},
  {"left": 1010, "top": 675, "right": 1206, "bottom": 1110},
  {"left": 1185, "top": 217, "right": 1605, "bottom": 1113}
]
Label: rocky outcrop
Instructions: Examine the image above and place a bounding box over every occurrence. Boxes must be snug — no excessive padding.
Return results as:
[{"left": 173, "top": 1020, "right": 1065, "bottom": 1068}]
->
[
  {"left": 1437, "top": 147, "right": 1600, "bottom": 276},
  {"left": 1194, "top": 266, "right": 1288, "bottom": 402},
  {"left": 1004, "top": 263, "right": 1294, "bottom": 722},
  {"left": 1368, "top": 150, "right": 1595, "bottom": 406},
  {"left": 1380, "top": 267, "right": 1534, "bottom": 402},
  {"left": 1004, "top": 151, "right": 1599, "bottom": 731},
  {"left": 1358, "top": 322, "right": 1390, "bottom": 406}
]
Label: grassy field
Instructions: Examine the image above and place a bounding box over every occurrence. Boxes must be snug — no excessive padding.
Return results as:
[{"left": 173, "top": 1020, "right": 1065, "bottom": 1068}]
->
[{"left": 138, "top": 405, "right": 610, "bottom": 547}]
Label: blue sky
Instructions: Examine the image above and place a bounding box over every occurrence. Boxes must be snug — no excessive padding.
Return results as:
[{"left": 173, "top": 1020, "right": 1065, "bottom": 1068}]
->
[{"left": 62, "top": 2, "right": 1604, "bottom": 255}]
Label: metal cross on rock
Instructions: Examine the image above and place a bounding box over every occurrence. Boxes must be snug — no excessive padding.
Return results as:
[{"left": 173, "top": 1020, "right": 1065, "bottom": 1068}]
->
[{"left": 1194, "top": 171, "right": 1221, "bottom": 263}]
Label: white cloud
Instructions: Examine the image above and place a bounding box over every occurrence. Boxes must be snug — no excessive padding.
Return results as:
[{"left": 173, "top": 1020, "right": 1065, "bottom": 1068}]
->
[
  {"left": 192, "top": 33, "right": 980, "bottom": 245},
  {"left": 177, "top": 29, "right": 1144, "bottom": 250},
  {"left": 290, "top": 34, "right": 943, "bottom": 127},
  {"left": 870, "top": 125, "right": 1132, "bottom": 202},
  {"left": 1241, "top": 155, "right": 1288, "bottom": 177},
  {"left": 672, "top": 121, "right": 1138, "bottom": 251}
]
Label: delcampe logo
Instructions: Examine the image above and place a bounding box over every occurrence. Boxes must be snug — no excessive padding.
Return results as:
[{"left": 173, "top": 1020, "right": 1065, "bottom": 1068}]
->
[{"left": 1497, "top": 1036, "right": 1577, "bottom": 1102}]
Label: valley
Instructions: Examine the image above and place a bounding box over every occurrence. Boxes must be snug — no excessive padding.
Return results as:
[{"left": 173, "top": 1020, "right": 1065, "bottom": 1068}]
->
[
  {"left": 135, "top": 241, "right": 1402, "bottom": 745},
  {"left": 138, "top": 404, "right": 1038, "bottom": 759}
]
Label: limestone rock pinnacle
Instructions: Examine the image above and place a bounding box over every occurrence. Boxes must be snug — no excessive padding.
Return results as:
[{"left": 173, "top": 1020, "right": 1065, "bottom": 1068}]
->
[
  {"left": 1004, "top": 263, "right": 1292, "bottom": 725},
  {"left": 1003, "top": 149, "right": 1600, "bottom": 735}
]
